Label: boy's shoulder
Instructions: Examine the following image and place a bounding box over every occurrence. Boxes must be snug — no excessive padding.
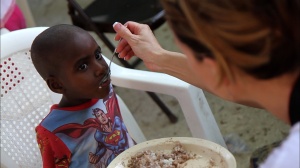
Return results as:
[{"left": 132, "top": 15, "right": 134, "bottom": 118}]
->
[{"left": 38, "top": 99, "right": 101, "bottom": 128}]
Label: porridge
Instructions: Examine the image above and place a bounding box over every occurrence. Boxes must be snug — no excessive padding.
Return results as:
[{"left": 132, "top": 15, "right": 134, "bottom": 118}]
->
[{"left": 127, "top": 141, "right": 196, "bottom": 168}]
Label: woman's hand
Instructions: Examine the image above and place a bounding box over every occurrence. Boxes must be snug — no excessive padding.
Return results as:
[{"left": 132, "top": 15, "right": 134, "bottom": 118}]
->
[{"left": 113, "top": 21, "right": 165, "bottom": 72}]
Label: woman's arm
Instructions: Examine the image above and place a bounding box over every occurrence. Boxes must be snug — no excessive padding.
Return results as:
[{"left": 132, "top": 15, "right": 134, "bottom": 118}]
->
[{"left": 113, "top": 21, "right": 200, "bottom": 87}]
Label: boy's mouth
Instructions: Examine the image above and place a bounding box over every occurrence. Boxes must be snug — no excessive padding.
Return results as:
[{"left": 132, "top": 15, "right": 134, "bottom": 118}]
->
[
  {"left": 101, "top": 74, "right": 109, "bottom": 83},
  {"left": 99, "top": 70, "right": 111, "bottom": 88}
]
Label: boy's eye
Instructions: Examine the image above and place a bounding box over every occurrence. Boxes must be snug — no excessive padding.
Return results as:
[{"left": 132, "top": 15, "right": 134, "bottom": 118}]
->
[
  {"left": 95, "top": 50, "right": 103, "bottom": 60},
  {"left": 78, "top": 64, "right": 88, "bottom": 70}
]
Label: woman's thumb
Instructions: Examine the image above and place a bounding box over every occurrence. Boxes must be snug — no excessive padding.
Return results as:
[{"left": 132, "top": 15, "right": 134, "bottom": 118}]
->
[{"left": 113, "top": 22, "right": 132, "bottom": 41}]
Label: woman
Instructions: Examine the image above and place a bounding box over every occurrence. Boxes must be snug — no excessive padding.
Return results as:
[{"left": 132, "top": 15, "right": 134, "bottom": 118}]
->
[{"left": 112, "top": 0, "right": 299, "bottom": 167}]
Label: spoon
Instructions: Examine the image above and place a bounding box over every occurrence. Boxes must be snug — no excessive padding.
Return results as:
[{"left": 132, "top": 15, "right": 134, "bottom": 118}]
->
[{"left": 99, "top": 48, "right": 118, "bottom": 88}]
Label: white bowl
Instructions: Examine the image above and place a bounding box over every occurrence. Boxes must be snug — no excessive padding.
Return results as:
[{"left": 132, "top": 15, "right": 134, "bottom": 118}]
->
[{"left": 108, "top": 137, "right": 236, "bottom": 168}]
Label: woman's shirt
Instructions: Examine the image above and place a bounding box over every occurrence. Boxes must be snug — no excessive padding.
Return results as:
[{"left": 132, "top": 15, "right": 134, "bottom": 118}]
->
[{"left": 260, "top": 75, "right": 300, "bottom": 168}]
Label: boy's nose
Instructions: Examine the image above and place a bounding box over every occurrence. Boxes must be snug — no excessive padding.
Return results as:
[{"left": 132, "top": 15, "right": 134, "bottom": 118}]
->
[{"left": 94, "top": 63, "right": 107, "bottom": 77}]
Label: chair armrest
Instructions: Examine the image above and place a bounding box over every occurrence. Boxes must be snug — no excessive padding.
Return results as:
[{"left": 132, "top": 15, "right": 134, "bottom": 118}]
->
[
  {"left": 106, "top": 57, "right": 226, "bottom": 147},
  {"left": 116, "top": 95, "right": 146, "bottom": 143}
]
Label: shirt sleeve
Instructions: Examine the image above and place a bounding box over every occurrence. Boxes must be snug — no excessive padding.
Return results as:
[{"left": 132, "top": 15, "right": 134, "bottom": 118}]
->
[
  {"left": 259, "top": 122, "right": 300, "bottom": 168},
  {"left": 36, "top": 125, "right": 72, "bottom": 168}
]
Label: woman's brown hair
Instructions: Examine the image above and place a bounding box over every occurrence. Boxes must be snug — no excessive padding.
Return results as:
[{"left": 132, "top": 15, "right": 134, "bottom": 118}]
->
[{"left": 160, "top": 0, "right": 300, "bottom": 80}]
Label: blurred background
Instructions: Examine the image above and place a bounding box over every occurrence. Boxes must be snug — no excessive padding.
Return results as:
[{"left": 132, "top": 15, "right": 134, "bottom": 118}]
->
[{"left": 6, "top": 0, "right": 290, "bottom": 167}]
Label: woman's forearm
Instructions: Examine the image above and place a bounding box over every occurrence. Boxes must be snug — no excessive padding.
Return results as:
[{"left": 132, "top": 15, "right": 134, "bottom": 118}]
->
[{"left": 157, "top": 50, "right": 201, "bottom": 87}]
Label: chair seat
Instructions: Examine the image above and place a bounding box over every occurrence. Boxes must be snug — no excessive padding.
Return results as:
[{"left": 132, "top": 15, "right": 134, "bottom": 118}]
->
[{"left": 78, "top": 0, "right": 165, "bottom": 32}]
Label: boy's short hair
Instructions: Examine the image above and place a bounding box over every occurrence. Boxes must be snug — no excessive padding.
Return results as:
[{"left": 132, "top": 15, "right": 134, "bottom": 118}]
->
[{"left": 30, "top": 24, "right": 87, "bottom": 80}]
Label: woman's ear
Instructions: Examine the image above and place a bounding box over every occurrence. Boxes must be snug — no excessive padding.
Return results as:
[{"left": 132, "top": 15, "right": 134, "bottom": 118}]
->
[
  {"left": 203, "top": 56, "right": 232, "bottom": 85},
  {"left": 202, "top": 56, "right": 233, "bottom": 97},
  {"left": 46, "top": 77, "right": 64, "bottom": 94},
  {"left": 202, "top": 57, "right": 218, "bottom": 76}
]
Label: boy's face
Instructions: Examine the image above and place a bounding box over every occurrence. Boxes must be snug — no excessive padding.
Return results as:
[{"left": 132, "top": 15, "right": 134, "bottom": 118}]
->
[{"left": 55, "top": 31, "right": 110, "bottom": 102}]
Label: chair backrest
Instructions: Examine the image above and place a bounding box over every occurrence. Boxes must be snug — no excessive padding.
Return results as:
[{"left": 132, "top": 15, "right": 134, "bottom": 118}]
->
[
  {"left": 1, "top": 27, "right": 226, "bottom": 167},
  {"left": 1, "top": 28, "right": 52, "bottom": 168},
  {"left": 0, "top": 27, "right": 145, "bottom": 167}
]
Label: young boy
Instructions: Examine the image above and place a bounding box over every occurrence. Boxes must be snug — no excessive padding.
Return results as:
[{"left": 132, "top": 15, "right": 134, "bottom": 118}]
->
[{"left": 31, "top": 24, "right": 136, "bottom": 168}]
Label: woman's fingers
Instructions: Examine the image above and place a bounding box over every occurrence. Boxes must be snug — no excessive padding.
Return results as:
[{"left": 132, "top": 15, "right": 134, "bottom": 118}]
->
[
  {"left": 124, "top": 50, "right": 135, "bottom": 60},
  {"left": 117, "top": 39, "right": 135, "bottom": 59},
  {"left": 116, "top": 39, "right": 131, "bottom": 55},
  {"left": 119, "top": 47, "right": 134, "bottom": 60},
  {"left": 122, "top": 45, "right": 133, "bottom": 56}
]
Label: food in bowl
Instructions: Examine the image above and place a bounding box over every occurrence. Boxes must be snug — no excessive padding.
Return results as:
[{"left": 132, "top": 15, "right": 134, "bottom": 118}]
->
[
  {"left": 107, "top": 137, "right": 236, "bottom": 168},
  {"left": 127, "top": 141, "right": 197, "bottom": 168}
]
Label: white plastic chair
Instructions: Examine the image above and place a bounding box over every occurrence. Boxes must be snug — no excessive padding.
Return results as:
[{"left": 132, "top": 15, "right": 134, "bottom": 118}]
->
[{"left": 0, "top": 27, "right": 225, "bottom": 168}]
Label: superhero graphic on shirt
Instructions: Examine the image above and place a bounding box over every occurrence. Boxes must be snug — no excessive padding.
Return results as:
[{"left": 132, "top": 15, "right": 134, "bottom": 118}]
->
[{"left": 53, "top": 108, "right": 131, "bottom": 167}]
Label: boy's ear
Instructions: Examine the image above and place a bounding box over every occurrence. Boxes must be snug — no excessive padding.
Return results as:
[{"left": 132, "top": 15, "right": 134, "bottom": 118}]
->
[{"left": 46, "top": 77, "right": 64, "bottom": 94}]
